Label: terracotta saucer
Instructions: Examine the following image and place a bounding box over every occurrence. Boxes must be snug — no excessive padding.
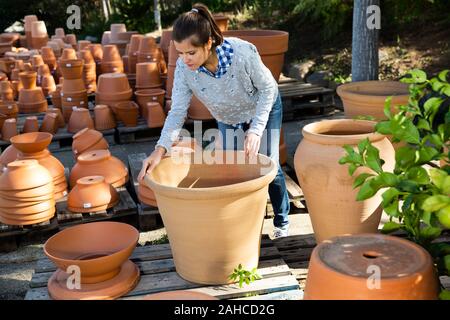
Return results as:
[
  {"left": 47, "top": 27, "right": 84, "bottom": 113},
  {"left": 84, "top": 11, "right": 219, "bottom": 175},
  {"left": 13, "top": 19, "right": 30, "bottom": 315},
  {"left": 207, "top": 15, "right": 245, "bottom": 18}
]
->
[{"left": 47, "top": 260, "right": 140, "bottom": 300}]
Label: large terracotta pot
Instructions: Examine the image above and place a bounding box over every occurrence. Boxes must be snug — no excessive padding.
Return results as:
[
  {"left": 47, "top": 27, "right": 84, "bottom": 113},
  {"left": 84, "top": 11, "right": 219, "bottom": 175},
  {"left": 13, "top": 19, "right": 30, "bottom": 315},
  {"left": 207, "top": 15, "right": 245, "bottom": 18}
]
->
[
  {"left": 294, "top": 119, "right": 395, "bottom": 243},
  {"left": 112, "top": 101, "right": 139, "bottom": 127},
  {"left": 44, "top": 221, "right": 140, "bottom": 299},
  {"left": 337, "top": 81, "right": 409, "bottom": 120},
  {"left": 304, "top": 234, "right": 440, "bottom": 300},
  {"left": 68, "top": 176, "right": 119, "bottom": 212},
  {"left": 68, "top": 108, "right": 94, "bottom": 133},
  {"left": 70, "top": 149, "right": 128, "bottom": 188},
  {"left": 223, "top": 30, "right": 289, "bottom": 82},
  {"left": 144, "top": 150, "right": 277, "bottom": 284}
]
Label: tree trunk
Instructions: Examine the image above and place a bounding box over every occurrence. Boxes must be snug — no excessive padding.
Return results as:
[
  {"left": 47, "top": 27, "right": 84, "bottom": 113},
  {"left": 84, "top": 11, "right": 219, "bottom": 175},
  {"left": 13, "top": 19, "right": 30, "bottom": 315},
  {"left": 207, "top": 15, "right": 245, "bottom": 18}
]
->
[{"left": 351, "top": 0, "right": 380, "bottom": 81}]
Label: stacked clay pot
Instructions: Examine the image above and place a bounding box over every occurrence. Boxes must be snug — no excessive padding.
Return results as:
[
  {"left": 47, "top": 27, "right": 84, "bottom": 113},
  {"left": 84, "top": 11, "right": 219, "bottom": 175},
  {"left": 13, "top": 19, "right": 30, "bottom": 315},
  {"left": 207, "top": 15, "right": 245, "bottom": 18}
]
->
[
  {"left": 303, "top": 234, "right": 439, "bottom": 300},
  {"left": 136, "top": 36, "right": 157, "bottom": 63},
  {"left": 11, "top": 132, "right": 68, "bottom": 200},
  {"left": 126, "top": 34, "right": 143, "bottom": 75},
  {"left": 49, "top": 84, "right": 62, "bottom": 110},
  {"left": 96, "top": 73, "right": 132, "bottom": 107},
  {"left": 24, "top": 15, "right": 38, "bottom": 49},
  {"left": 39, "top": 112, "right": 58, "bottom": 134},
  {"left": 68, "top": 176, "right": 119, "bottom": 213},
  {"left": 134, "top": 88, "right": 165, "bottom": 118},
  {"left": 72, "top": 128, "right": 109, "bottom": 159},
  {"left": 135, "top": 62, "right": 161, "bottom": 90},
  {"left": 44, "top": 221, "right": 140, "bottom": 300},
  {"left": 68, "top": 107, "right": 94, "bottom": 133},
  {"left": 77, "top": 49, "right": 96, "bottom": 93},
  {"left": 59, "top": 59, "right": 87, "bottom": 121},
  {"left": 2, "top": 118, "right": 17, "bottom": 141},
  {"left": 111, "top": 101, "right": 139, "bottom": 127},
  {"left": 65, "top": 34, "right": 77, "bottom": 49},
  {"left": 94, "top": 104, "right": 116, "bottom": 131},
  {"left": 101, "top": 45, "right": 123, "bottom": 74},
  {"left": 46, "top": 107, "right": 65, "bottom": 128},
  {"left": 38, "top": 64, "right": 56, "bottom": 96},
  {"left": 31, "top": 21, "right": 48, "bottom": 50},
  {"left": 0, "top": 159, "right": 55, "bottom": 226},
  {"left": 18, "top": 71, "right": 48, "bottom": 113},
  {"left": 22, "top": 116, "right": 39, "bottom": 133},
  {"left": 1, "top": 80, "right": 14, "bottom": 102},
  {"left": 70, "top": 149, "right": 128, "bottom": 188},
  {"left": 87, "top": 44, "right": 103, "bottom": 77},
  {"left": 41, "top": 46, "right": 57, "bottom": 71},
  {"left": 145, "top": 102, "right": 166, "bottom": 128},
  {"left": 77, "top": 40, "right": 91, "bottom": 51}
]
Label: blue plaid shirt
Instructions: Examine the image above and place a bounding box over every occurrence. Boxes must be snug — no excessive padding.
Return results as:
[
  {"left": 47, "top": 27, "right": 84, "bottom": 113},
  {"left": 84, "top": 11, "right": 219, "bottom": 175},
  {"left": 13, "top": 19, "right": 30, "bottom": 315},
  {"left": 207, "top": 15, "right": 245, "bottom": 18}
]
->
[{"left": 198, "top": 39, "right": 234, "bottom": 78}]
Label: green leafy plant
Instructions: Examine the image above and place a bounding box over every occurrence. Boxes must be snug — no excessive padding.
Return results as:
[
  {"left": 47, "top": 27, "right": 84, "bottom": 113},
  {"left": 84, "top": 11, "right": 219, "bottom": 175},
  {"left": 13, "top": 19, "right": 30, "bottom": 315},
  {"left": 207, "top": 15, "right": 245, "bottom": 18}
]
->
[
  {"left": 228, "top": 264, "right": 262, "bottom": 288},
  {"left": 339, "top": 69, "right": 450, "bottom": 299}
]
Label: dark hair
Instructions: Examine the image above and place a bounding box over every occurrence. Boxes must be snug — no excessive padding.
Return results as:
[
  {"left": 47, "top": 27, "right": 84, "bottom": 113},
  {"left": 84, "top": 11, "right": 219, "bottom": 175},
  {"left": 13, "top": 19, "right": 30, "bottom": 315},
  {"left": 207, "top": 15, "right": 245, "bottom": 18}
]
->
[{"left": 172, "top": 3, "right": 223, "bottom": 48}]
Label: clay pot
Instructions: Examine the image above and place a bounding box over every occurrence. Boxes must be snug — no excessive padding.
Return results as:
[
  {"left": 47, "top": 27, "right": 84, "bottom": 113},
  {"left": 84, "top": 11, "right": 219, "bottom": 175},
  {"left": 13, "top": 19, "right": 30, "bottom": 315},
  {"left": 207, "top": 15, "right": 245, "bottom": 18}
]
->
[
  {"left": 65, "top": 34, "right": 77, "bottom": 48},
  {"left": 223, "top": 30, "right": 289, "bottom": 82},
  {"left": 112, "top": 101, "right": 139, "bottom": 127},
  {"left": 134, "top": 88, "right": 165, "bottom": 117},
  {"left": 19, "top": 71, "right": 37, "bottom": 89},
  {"left": 41, "top": 74, "right": 56, "bottom": 96},
  {"left": 0, "top": 100, "right": 18, "bottom": 118},
  {"left": 41, "top": 47, "right": 56, "bottom": 69},
  {"left": 94, "top": 104, "right": 116, "bottom": 131},
  {"left": 47, "top": 108, "right": 65, "bottom": 128},
  {"left": 159, "top": 31, "right": 172, "bottom": 65},
  {"left": 31, "top": 21, "right": 47, "bottom": 38},
  {"left": 143, "top": 291, "right": 218, "bottom": 300},
  {"left": 32, "top": 55, "right": 45, "bottom": 72},
  {"left": 0, "top": 159, "right": 53, "bottom": 191},
  {"left": 293, "top": 119, "right": 395, "bottom": 243},
  {"left": 61, "top": 48, "right": 77, "bottom": 60},
  {"left": 72, "top": 128, "right": 109, "bottom": 158},
  {"left": 0, "top": 182, "right": 54, "bottom": 200},
  {"left": 40, "top": 112, "right": 58, "bottom": 134},
  {"left": 58, "top": 59, "right": 84, "bottom": 79},
  {"left": 101, "top": 45, "right": 124, "bottom": 73},
  {"left": 336, "top": 81, "right": 410, "bottom": 120},
  {"left": 110, "top": 24, "right": 127, "bottom": 42},
  {"left": 88, "top": 44, "right": 103, "bottom": 63},
  {"left": 10, "top": 131, "right": 52, "bottom": 154},
  {"left": 22, "top": 116, "right": 39, "bottom": 133},
  {"left": 0, "top": 58, "right": 16, "bottom": 74},
  {"left": 70, "top": 149, "right": 128, "bottom": 188},
  {"left": 101, "top": 31, "right": 111, "bottom": 46},
  {"left": 96, "top": 73, "right": 132, "bottom": 105},
  {"left": 145, "top": 102, "right": 166, "bottom": 128},
  {"left": 188, "top": 95, "right": 213, "bottom": 120},
  {"left": 44, "top": 221, "right": 139, "bottom": 289},
  {"left": 61, "top": 78, "right": 86, "bottom": 93},
  {"left": 49, "top": 86, "right": 62, "bottom": 109},
  {"left": 68, "top": 108, "right": 94, "bottom": 133},
  {"left": 78, "top": 40, "right": 91, "bottom": 51},
  {"left": 304, "top": 234, "right": 440, "bottom": 300},
  {"left": 144, "top": 150, "right": 277, "bottom": 284},
  {"left": 135, "top": 62, "right": 161, "bottom": 89},
  {"left": 68, "top": 176, "right": 119, "bottom": 212},
  {"left": 1, "top": 118, "right": 17, "bottom": 141}
]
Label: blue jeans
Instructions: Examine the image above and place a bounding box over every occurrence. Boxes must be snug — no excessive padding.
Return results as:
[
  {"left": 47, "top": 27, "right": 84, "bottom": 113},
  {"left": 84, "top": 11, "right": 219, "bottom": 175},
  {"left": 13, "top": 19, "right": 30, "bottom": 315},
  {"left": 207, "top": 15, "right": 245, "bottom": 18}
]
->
[{"left": 217, "top": 93, "right": 290, "bottom": 228}]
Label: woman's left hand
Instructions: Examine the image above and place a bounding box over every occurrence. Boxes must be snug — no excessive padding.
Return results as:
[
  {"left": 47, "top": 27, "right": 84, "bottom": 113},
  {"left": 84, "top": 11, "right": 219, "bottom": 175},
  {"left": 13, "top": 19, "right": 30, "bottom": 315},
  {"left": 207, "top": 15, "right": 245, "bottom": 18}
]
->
[{"left": 244, "top": 133, "right": 261, "bottom": 158}]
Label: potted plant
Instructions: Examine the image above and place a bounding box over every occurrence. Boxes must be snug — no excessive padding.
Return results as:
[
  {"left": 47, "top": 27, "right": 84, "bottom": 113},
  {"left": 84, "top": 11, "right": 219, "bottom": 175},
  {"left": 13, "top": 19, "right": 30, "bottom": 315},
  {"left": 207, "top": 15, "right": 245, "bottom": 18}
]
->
[{"left": 339, "top": 69, "right": 450, "bottom": 299}]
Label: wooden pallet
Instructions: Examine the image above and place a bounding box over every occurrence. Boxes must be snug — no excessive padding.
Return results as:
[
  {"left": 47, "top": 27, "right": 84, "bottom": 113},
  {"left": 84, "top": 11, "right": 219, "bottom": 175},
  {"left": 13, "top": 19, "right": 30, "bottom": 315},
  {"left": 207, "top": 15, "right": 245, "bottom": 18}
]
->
[
  {"left": 25, "top": 236, "right": 302, "bottom": 300},
  {"left": 114, "top": 117, "right": 163, "bottom": 144}
]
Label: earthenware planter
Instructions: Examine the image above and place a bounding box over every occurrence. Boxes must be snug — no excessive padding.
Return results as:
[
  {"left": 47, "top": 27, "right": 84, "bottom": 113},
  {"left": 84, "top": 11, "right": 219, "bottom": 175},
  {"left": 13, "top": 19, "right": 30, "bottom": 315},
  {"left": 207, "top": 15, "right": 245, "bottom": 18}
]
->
[
  {"left": 1, "top": 118, "right": 17, "bottom": 141},
  {"left": 60, "top": 48, "right": 77, "bottom": 60},
  {"left": 159, "top": 31, "right": 172, "bottom": 66},
  {"left": 41, "top": 75, "right": 56, "bottom": 96},
  {"left": 39, "top": 113, "right": 58, "bottom": 134},
  {"left": 10, "top": 131, "right": 52, "bottom": 155},
  {"left": 137, "top": 36, "right": 157, "bottom": 63},
  {"left": 65, "top": 34, "right": 77, "bottom": 48},
  {"left": 70, "top": 149, "right": 128, "bottom": 188},
  {"left": 96, "top": 73, "right": 132, "bottom": 105},
  {"left": 145, "top": 102, "right": 166, "bottom": 128},
  {"left": 88, "top": 44, "right": 103, "bottom": 63},
  {"left": 110, "top": 24, "right": 127, "bottom": 42},
  {"left": 101, "top": 45, "right": 123, "bottom": 74},
  {"left": 1, "top": 81, "right": 14, "bottom": 102},
  {"left": 101, "top": 31, "right": 111, "bottom": 46},
  {"left": 41, "top": 46, "right": 57, "bottom": 70},
  {"left": 135, "top": 62, "right": 161, "bottom": 89},
  {"left": 72, "top": 128, "right": 109, "bottom": 159},
  {"left": 22, "top": 116, "right": 39, "bottom": 133},
  {"left": 94, "top": 104, "right": 116, "bottom": 131},
  {"left": 293, "top": 119, "right": 395, "bottom": 243},
  {"left": 111, "top": 101, "right": 139, "bottom": 127},
  {"left": 58, "top": 59, "right": 84, "bottom": 79},
  {"left": 304, "top": 234, "right": 440, "bottom": 300},
  {"left": 68, "top": 176, "right": 119, "bottom": 212},
  {"left": 68, "top": 108, "right": 94, "bottom": 133},
  {"left": 44, "top": 221, "right": 140, "bottom": 299},
  {"left": 134, "top": 88, "right": 165, "bottom": 117},
  {"left": 47, "top": 108, "right": 65, "bottom": 128},
  {"left": 77, "top": 40, "right": 91, "bottom": 51},
  {"left": 19, "top": 71, "right": 37, "bottom": 89},
  {"left": 49, "top": 85, "right": 62, "bottom": 109},
  {"left": 144, "top": 150, "right": 277, "bottom": 284},
  {"left": 223, "top": 30, "right": 289, "bottom": 82},
  {"left": 336, "top": 81, "right": 409, "bottom": 120}
]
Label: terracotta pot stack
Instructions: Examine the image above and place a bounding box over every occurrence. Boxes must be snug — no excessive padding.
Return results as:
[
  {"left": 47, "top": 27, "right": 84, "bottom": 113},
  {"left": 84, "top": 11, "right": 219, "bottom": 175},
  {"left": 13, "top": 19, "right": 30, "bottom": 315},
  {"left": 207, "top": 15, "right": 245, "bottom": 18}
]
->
[
  {"left": 111, "top": 101, "right": 139, "bottom": 127},
  {"left": 49, "top": 84, "right": 62, "bottom": 110},
  {"left": 17, "top": 71, "right": 48, "bottom": 113},
  {"left": 0, "top": 98, "right": 18, "bottom": 120},
  {"left": 44, "top": 221, "right": 140, "bottom": 300},
  {"left": 1, "top": 80, "right": 15, "bottom": 102},
  {"left": 38, "top": 64, "right": 56, "bottom": 96},
  {"left": 136, "top": 36, "right": 157, "bottom": 63},
  {"left": 135, "top": 62, "right": 162, "bottom": 90},
  {"left": 46, "top": 107, "right": 65, "bottom": 128},
  {"left": 77, "top": 49, "right": 97, "bottom": 93},
  {"left": 70, "top": 149, "right": 128, "bottom": 188},
  {"left": 87, "top": 44, "right": 103, "bottom": 76},
  {"left": 11, "top": 132, "right": 68, "bottom": 200},
  {"left": 72, "top": 128, "right": 109, "bottom": 159},
  {"left": 126, "top": 34, "right": 143, "bottom": 75},
  {"left": 134, "top": 88, "right": 165, "bottom": 118},
  {"left": 41, "top": 46, "right": 57, "bottom": 71},
  {"left": 32, "top": 55, "right": 45, "bottom": 74},
  {"left": 94, "top": 104, "right": 116, "bottom": 131},
  {"left": 77, "top": 40, "right": 91, "bottom": 52},
  {"left": 59, "top": 59, "right": 87, "bottom": 121},
  {"left": 101, "top": 45, "right": 123, "bottom": 74},
  {"left": 0, "top": 159, "right": 55, "bottom": 226},
  {"left": 39, "top": 112, "right": 58, "bottom": 134},
  {"left": 303, "top": 234, "right": 439, "bottom": 300},
  {"left": 68, "top": 107, "right": 94, "bottom": 133},
  {"left": 24, "top": 15, "right": 38, "bottom": 49},
  {"left": 68, "top": 176, "right": 119, "bottom": 213},
  {"left": 96, "top": 73, "right": 132, "bottom": 107},
  {"left": 31, "top": 21, "right": 48, "bottom": 50}
]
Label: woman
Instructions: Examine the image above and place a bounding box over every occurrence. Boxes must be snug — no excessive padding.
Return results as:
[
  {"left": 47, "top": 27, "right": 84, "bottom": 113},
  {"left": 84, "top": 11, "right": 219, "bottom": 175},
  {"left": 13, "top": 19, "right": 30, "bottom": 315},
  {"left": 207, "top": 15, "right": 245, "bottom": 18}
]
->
[{"left": 138, "top": 3, "right": 290, "bottom": 238}]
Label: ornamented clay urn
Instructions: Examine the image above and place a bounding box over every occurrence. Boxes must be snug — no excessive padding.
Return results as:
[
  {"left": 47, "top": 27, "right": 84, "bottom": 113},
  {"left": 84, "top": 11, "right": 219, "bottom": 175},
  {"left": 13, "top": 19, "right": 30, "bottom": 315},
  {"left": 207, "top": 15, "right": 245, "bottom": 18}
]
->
[
  {"left": 44, "top": 221, "right": 140, "bottom": 300},
  {"left": 336, "top": 81, "right": 409, "bottom": 120},
  {"left": 304, "top": 234, "right": 440, "bottom": 300},
  {"left": 293, "top": 119, "right": 395, "bottom": 243},
  {"left": 144, "top": 150, "right": 277, "bottom": 284}
]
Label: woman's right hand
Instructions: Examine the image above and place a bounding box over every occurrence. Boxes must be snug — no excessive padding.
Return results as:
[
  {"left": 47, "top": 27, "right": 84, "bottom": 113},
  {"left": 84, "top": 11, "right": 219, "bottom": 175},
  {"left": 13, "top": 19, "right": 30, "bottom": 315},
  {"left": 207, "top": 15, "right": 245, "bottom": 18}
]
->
[{"left": 138, "top": 146, "right": 166, "bottom": 181}]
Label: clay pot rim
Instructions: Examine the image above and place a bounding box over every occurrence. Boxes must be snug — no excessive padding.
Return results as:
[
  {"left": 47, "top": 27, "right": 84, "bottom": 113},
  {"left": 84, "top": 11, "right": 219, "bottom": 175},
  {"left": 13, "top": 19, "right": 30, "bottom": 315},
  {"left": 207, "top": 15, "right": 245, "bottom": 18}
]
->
[
  {"left": 336, "top": 81, "right": 409, "bottom": 103},
  {"left": 144, "top": 150, "right": 277, "bottom": 199},
  {"left": 311, "top": 233, "right": 434, "bottom": 282},
  {"left": 134, "top": 88, "right": 165, "bottom": 97},
  {"left": 302, "top": 119, "right": 386, "bottom": 145}
]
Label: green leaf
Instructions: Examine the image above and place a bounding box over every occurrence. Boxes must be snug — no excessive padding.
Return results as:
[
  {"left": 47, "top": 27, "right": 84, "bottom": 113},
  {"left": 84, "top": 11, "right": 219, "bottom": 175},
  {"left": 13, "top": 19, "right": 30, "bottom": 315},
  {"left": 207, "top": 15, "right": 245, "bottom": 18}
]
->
[
  {"left": 357, "top": 138, "right": 369, "bottom": 154},
  {"left": 406, "top": 167, "right": 430, "bottom": 185},
  {"left": 442, "top": 84, "right": 450, "bottom": 96},
  {"left": 397, "top": 180, "right": 420, "bottom": 193},
  {"left": 419, "top": 226, "right": 442, "bottom": 240},
  {"left": 417, "top": 147, "right": 440, "bottom": 164},
  {"left": 382, "top": 188, "right": 401, "bottom": 206},
  {"left": 381, "top": 221, "right": 402, "bottom": 233},
  {"left": 356, "top": 179, "right": 378, "bottom": 201},
  {"left": 353, "top": 173, "right": 374, "bottom": 189},
  {"left": 395, "top": 146, "right": 416, "bottom": 169},
  {"left": 416, "top": 118, "right": 431, "bottom": 131},
  {"left": 429, "top": 168, "right": 447, "bottom": 189},
  {"left": 393, "top": 120, "right": 420, "bottom": 144},
  {"left": 378, "top": 172, "right": 398, "bottom": 187},
  {"left": 422, "top": 195, "right": 450, "bottom": 212},
  {"left": 436, "top": 205, "right": 450, "bottom": 229},
  {"left": 402, "top": 69, "right": 427, "bottom": 83},
  {"left": 438, "top": 70, "right": 449, "bottom": 82},
  {"left": 445, "top": 255, "right": 450, "bottom": 273},
  {"left": 439, "top": 289, "right": 450, "bottom": 300},
  {"left": 348, "top": 163, "right": 357, "bottom": 176},
  {"left": 384, "top": 200, "right": 401, "bottom": 217},
  {"left": 365, "top": 144, "right": 383, "bottom": 174},
  {"left": 431, "top": 79, "right": 445, "bottom": 92},
  {"left": 375, "top": 121, "right": 392, "bottom": 135}
]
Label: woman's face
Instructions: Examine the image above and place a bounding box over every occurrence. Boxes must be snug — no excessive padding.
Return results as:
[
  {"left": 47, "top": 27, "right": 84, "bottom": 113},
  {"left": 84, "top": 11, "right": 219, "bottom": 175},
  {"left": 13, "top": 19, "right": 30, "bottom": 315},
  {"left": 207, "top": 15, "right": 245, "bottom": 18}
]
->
[{"left": 174, "top": 37, "right": 212, "bottom": 71}]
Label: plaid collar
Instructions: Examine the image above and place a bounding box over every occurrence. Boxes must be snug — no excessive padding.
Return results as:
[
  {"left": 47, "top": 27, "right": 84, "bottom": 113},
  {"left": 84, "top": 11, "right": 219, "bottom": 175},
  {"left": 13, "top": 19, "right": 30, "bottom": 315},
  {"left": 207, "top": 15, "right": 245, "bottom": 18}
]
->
[{"left": 198, "top": 39, "right": 234, "bottom": 78}]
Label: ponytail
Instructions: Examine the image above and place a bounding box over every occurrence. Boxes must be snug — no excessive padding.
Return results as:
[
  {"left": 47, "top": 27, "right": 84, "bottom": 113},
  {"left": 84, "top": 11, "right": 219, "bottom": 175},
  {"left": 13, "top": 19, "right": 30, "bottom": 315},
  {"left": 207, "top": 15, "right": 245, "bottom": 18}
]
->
[{"left": 173, "top": 3, "right": 223, "bottom": 48}]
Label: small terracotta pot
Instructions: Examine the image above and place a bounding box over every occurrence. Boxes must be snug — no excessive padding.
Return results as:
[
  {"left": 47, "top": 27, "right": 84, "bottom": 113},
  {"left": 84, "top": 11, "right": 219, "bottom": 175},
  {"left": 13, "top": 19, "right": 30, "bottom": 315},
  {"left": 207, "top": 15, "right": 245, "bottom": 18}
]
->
[
  {"left": 0, "top": 159, "right": 53, "bottom": 191},
  {"left": 102, "top": 44, "right": 122, "bottom": 64},
  {"left": 10, "top": 132, "right": 53, "bottom": 154},
  {"left": 47, "top": 108, "right": 65, "bottom": 128},
  {"left": 31, "top": 21, "right": 47, "bottom": 38},
  {"left": 19, "top": 71, "right": 37, "bottom": 89},
  {"left": 145, "top": 102, "right": 166, "bottom": 128},
  {"left": 22, "top": 116, "right": 39, "bottom": 133},
  {"left": 32, "top": 55, "right": 45, "bottom": 72},
  {"left": 72, "top": 128, "right": 109, "bottom": 158},
  {"left": 93, "top": 104, "right": 116, "bottom": 131},
  {"left": 112, "top": 101, "right": 139, "bottom": 127},
  {"left": 65, "top": 34, "right": 77, "bottom": 47},
  {"left": 40, "top": 113, "right": 58, "bottom": 134},
  {"left": 68, "top": 176, "right": 119, "bottom": 212},
  {"left": 135, "top": 62, "right": 161, "bottom": 88},
  {"left": 304, "top": 234, "right": 440, "bottom": 300},
  {"left": 60, "top": 48, "right": 77, "bottom": 60},
  {"left": 0, "top": 101, "right": 18, "bottom": 119},
  {"left": 58, "top": 59, "right": 84, "bottom": 79},
  {"left": 134, "top": 88, "right": 165, "bottom": 117},
  {"left": 70, "top": 149, "right": 128, "bottom": 188},
  {"left": 49, "top": 86, "right": 62, "bottom": 109},
  {"left": 137, "top": 36, "right": 157, "bottom": 59},
  {"left": 88, "top": 44, "right": 103, "bottom": 63},
  {"left": 77, "top": 40, "right": 91, "bottom": 51},
  {"left": 41, "top": 75, "right": 56, "bottom": 96},
  {"left": 68, "top": 108, "right": 94, "bottom": 133},
  {"left": 1, "top": 118, "right": 17, "bottom": 141},
  {"left": 41, "top": 47, "right": 57, "bottom": 69}
]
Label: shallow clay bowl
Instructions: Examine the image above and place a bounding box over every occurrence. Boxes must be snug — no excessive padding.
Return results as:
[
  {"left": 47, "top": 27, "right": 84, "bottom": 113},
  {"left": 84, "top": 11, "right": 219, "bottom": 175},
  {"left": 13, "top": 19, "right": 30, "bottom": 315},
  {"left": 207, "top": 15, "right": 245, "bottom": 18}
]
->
[
  {"left": 44, "top": 221, "right": 139, "bottom": 284},
  {"left": 0, "top": 160, "right": 53, "bottom": 191},
  {"left": 10, "top": 132, "right": 53, "bottom": 154}
]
